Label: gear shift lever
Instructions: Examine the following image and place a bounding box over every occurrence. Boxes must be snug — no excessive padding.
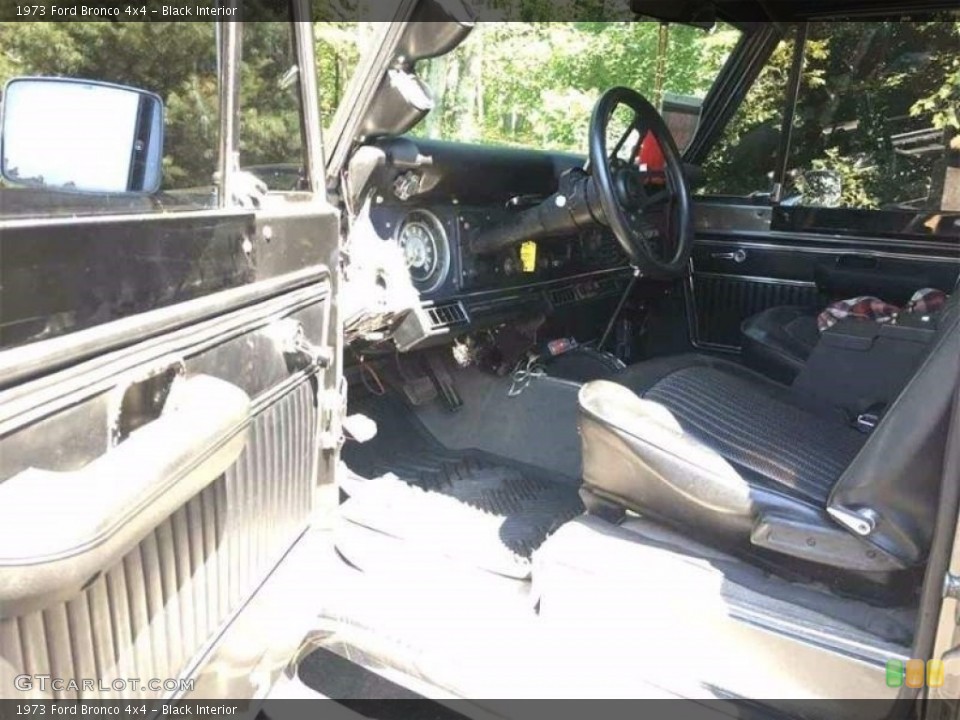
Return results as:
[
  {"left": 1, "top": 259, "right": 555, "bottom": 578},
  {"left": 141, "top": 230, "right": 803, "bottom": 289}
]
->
[{"left": 598, "top": 266, "right": 641, "bottom": 352}]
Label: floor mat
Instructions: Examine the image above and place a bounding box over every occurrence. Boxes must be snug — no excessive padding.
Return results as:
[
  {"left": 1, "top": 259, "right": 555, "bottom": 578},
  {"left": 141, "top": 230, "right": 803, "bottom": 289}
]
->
[{"left": 340, "top": 399, "right": 584, "bottom": 579}]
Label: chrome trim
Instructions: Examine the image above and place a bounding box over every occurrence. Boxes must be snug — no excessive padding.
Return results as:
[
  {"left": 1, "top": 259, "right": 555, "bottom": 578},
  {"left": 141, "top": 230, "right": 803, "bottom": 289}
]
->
[
  {"left": 827, "top": 507, "right": 876, "bottom": 537},
  {"left": 710, "top": 249, "right": 748, "bottom": 263},
  {"left": 693, "top": 271, "right": 818, "bottom": 288},
  {"left": 217, "top": 19, "right": 242, "bottom": 209},
  {"left": 456, "top": 266, "right": 632, "bottom": 300},
  {"left": 0, "top": 264, "right": 329, "bottom": 390},
  {"left": 729, "top": 604, "right": 907, "bottom": 667},
  {"left": 697, "top": 233, "right": 960, "bottom": 260},
  {"left": 683, "top": 261, "right": 705, "bottom": 349},
  {"left": 694, "top": 339, "right": 741, "bottom": 353},
  {"left": 0, "top": 274, "right": 331, "bottom": 431},
  {"left": 0, "top": 208, "right": 247, "bottom": 231}
]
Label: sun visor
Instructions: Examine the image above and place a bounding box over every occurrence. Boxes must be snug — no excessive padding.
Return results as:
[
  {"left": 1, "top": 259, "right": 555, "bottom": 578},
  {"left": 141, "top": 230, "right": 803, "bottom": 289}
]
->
[
  {"left": 398, "top": 0, "right": 475, "bottom": 65},
  {"left": 359, "top": 0, "right": 475, "bottom": 139}
]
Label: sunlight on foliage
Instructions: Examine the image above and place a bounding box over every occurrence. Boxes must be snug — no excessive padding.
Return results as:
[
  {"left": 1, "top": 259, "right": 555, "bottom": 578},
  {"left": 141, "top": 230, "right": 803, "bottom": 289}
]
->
[{"left": 0, "top": 16, "right": 956, "bottom": 211}]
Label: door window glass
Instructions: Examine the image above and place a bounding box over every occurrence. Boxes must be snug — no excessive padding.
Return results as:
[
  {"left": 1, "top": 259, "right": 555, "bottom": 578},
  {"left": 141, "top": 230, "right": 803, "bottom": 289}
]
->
[
  {"left": 240, "top": 20, "right": 307, "bottom": 192},
  {"left": 698, "top": 32, "right": 797, "bottom": 197},
  {"left": 0, "top": 22, "right": 219, "bottom": 216},
  {"left": 784, "top": 20, "right": 960, "bottom": 211}
]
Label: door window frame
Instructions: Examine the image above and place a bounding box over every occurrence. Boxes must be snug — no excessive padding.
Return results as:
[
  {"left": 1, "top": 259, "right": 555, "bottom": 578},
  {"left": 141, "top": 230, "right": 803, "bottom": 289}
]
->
[{"left": 0, "top": 6, "right": 332, "bottom": 375}]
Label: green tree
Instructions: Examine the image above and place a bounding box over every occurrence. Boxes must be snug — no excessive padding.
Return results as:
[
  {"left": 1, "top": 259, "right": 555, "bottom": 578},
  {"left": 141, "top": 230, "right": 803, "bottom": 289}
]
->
[{"left": 0, "top": 21, "right": 219, "bottom": 189}]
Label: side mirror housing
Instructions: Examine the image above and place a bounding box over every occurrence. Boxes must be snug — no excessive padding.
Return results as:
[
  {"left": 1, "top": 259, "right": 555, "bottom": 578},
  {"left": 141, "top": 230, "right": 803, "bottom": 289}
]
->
[{"left": 1, "top": 77, "right": 164, "bottom": 194}]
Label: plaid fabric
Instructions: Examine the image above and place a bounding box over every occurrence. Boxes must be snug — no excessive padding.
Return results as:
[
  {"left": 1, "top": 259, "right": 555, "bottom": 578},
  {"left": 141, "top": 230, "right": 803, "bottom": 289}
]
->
[
  {"left": 905, "top": 288, "right": 949, "bottom": 315},
  {"left": 818, "top": 288, "right": 950, "bottom": 332}
]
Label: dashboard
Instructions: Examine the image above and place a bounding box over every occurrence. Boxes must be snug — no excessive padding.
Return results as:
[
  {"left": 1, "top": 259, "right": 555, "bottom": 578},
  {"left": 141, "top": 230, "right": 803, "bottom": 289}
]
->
[{"left": 354, "top": 137, "right": 633, "bottom": 336}]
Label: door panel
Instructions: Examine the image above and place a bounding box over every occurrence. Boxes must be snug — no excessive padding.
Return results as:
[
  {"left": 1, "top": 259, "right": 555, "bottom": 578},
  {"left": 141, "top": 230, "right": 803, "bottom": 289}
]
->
[
  {"left": 687, "top": 270, "right": 819, "bottom": 349},
  {"left": 687, "top": 203, "right": 960, "bottom": 350},
  {"left": 0, "top": 247, "right": 335, "bottom": 699},
  {"left": 0, "top": 13, "right": 343, "bottom": 704},
  {"left": 1, "top": 380, "right": 315, "bottom": 701}
]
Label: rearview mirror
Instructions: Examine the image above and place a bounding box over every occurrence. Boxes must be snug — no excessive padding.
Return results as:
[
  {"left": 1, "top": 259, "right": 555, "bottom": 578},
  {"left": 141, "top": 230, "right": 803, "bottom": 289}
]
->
[
  {"left": 1, "top": 77, "right": 164, "bottom": 194},
  {"left": 662, "top": 93, "right": 703, "bottom": 153}
]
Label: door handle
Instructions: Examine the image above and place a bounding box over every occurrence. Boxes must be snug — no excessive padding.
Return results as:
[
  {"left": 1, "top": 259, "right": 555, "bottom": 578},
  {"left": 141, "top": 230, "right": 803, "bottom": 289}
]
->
[
  {"left": 0, "top": 374, "right": 250, "bottom": 616},
  {"left": 710, "top": 249, "right": 748, "bottom": 263}
]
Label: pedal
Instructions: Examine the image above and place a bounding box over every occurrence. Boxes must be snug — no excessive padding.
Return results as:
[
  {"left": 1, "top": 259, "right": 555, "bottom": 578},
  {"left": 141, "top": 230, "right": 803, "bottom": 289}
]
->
[
  {"left": 424, "top": 352, "right": 463, "bottom": 412},
  {"left": 401, "top": 375, "right": 437, "bottom": 406},
  {"left": 343, "top": 413, "right": 378, "bottom": 443}
]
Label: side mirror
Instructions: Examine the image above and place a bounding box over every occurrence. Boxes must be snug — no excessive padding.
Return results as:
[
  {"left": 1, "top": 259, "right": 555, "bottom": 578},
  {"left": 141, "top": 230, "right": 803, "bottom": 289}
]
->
[{"left": 1, "top": 77, "right": 164, "bottom": 194}]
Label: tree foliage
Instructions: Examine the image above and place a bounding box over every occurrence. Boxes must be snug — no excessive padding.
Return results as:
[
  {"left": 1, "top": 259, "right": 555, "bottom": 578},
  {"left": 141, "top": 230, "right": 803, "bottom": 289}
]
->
[
  {"left": 0, "top": 17, "right": 957, "bottom": 212},
  {"left": 412, "top": 22, "right": 740, "bottom": 152},
  {"left": 0, "top": 22, "right": 220, "bottom": 188}
]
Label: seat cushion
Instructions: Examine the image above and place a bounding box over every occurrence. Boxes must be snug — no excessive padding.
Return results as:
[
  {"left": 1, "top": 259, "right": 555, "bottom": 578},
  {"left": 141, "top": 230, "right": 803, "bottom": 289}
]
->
[
  {"left": 609, "top": 355, "right": 866, "bottom": 506},
  {"left": 741, "top": 305, "right": 821, "bottom": 384}
]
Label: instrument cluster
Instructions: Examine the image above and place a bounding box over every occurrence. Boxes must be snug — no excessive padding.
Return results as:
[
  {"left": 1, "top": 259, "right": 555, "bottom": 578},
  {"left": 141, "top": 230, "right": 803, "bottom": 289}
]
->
[{"left": 381, "top": 203, "right": 628, "bottom": 301}]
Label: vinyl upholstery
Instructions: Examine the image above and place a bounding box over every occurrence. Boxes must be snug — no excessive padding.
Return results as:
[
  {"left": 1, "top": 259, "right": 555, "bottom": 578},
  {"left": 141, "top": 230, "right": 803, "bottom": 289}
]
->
[
  {"left": 741, "top": 305, "right": 820, "bottom": 383},
  {"left": 644, "top": 366, "right": 865, "bottom": 504},
  {"left": 580, "top": 289, "right": 959, "bottom": 576}
]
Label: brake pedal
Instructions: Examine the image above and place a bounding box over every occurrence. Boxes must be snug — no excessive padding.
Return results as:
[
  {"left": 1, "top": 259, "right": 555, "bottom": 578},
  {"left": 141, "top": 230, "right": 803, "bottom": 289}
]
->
[
  {"left": 424, "top": 352, "right": 463, "bottom": 412},
  {"left": 401, "top": 375, "right": 437, "bottom": 406}
]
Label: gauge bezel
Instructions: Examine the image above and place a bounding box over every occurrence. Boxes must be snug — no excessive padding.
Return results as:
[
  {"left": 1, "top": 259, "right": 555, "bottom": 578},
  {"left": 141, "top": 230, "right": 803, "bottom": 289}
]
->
[{"left": 396, "top": 208, "right": 451, "bottom": 294}]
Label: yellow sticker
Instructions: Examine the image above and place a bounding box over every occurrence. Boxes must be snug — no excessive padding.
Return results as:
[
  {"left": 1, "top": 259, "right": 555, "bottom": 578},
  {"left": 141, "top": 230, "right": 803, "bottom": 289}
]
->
[{"left": 520, "top": 241, "right": 537, "bottom": 273}]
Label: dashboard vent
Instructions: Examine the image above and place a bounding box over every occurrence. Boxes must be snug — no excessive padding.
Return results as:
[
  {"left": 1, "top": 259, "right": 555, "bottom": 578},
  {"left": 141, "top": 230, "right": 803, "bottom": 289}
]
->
[
  {"left": 549, "top": 276, "right": 629, "bottom": 308},
  {"left": 549, "top": 286, "right": 579, "bottom": 307},
  {"left": 426, "top": 302, "right": 468, "bottom": 329},
  {"left": 594, "top": 235, "right": 628, "bottom": 268}
]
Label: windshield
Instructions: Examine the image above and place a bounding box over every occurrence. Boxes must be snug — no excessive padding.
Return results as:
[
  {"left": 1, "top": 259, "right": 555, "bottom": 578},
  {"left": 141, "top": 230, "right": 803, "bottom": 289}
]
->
[{"left": 411, "top": 20, "right": 742, "bottom": 154}]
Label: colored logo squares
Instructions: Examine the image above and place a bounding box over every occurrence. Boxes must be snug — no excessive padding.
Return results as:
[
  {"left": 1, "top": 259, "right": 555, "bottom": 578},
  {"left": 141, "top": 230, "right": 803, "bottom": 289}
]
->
[{"left": 886, "top": 659, "right": 945, "bottom": 688}]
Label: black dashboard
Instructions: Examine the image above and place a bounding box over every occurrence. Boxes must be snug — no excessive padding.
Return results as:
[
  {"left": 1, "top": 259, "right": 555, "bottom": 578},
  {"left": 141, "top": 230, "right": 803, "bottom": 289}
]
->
[{"left": 354, "top": 137, "right": 633, "bottom": 334}]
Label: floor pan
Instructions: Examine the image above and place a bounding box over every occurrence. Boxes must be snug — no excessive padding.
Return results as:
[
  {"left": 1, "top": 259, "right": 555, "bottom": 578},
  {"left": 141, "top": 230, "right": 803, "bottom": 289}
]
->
[{"left": 339, "top": 399, "right": 583, "bottom": 579}]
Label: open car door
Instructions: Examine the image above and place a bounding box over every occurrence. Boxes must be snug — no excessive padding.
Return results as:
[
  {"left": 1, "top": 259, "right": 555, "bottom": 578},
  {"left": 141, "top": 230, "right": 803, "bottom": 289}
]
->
[{"left": 0, "top": 13, "right": 343, "bottom": 700}]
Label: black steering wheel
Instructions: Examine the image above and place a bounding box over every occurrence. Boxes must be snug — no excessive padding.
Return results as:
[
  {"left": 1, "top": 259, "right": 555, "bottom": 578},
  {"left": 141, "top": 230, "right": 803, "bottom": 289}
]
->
[{"left": 589, "top": 86, "right": 693, "bottom": 277}]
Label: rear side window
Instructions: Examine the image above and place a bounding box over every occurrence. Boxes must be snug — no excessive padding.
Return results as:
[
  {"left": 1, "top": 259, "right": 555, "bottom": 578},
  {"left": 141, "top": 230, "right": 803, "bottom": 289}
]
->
[
  {"left": 0, "top": 22, "right": 219, "bottom": 215},
  {"left": 784, "top": 20, "right": 959, "bottom": 212}
]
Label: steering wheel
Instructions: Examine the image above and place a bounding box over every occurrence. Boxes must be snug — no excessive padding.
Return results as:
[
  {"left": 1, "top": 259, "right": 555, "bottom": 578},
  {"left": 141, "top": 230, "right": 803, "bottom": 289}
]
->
[{"left": 589, "top": 87, "right": 693, "bottom": 277}]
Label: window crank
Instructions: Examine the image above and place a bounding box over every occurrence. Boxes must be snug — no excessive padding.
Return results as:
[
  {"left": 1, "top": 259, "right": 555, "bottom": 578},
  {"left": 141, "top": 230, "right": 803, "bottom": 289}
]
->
[{"left": 710, "top": 249, "right": 748, "bottom": 263}]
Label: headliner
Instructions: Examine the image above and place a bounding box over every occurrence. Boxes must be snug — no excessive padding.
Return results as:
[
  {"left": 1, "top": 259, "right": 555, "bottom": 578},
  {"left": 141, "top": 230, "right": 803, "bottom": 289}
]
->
[{"left": 714, "top": 0, "right": 959, "bottom": 22}]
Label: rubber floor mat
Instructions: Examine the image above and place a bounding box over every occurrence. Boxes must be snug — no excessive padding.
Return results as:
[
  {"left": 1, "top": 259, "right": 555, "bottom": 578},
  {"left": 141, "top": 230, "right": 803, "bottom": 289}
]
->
[{"left": 340, "top": 399, "right": 584, "bottom": 579}]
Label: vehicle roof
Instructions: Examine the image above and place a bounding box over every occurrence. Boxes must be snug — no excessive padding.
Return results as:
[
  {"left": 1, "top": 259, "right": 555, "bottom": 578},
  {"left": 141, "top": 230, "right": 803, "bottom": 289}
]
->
[{"left": 714, "top": 0, "right": 959, "bottom": 23}]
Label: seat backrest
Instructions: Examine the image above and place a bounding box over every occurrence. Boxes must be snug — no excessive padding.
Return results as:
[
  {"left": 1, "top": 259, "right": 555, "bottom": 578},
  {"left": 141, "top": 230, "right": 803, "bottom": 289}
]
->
[{"left": 828, "top": 285, "right": 959, "bottom": 567}]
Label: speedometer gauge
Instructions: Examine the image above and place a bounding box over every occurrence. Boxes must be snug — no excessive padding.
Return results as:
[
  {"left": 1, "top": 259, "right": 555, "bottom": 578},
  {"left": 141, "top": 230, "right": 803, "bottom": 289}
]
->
[{"left": 397, "top": 210, "right": 450, "bottom": 294}]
